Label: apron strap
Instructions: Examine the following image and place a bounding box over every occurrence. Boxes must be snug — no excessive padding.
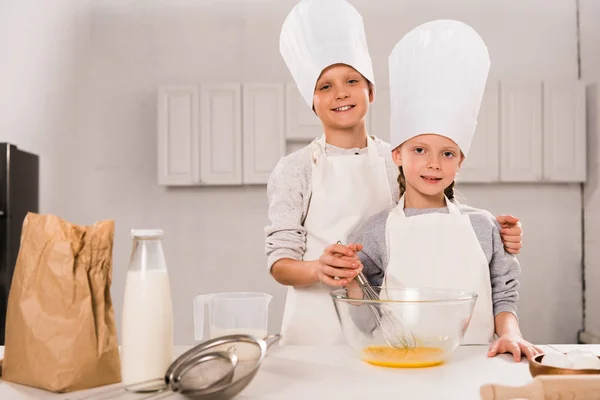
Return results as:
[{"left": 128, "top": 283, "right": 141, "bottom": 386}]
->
[
  {"left": 311, "top": 134, "right": 377, "bottom": 165},
  {"left": 394, "top": 195, "right": 460, "bottom": 218},
  {"left": 445, "top": 196, "right": 461, "bottom": 215},
  {"left": 310, "top": 135, "right": 326, "bottom": 164},
  {"left": 365, "top": 134, "right": 380, "bottom": 163}
]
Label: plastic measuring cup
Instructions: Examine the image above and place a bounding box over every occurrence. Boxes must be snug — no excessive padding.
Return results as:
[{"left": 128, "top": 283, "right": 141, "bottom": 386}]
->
[{"left": 193, "top": 292, "right": 272, "bottom": 341}]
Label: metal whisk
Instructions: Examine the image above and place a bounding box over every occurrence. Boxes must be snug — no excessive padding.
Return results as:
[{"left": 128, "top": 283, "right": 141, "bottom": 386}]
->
[
  {"left": 336, "top": 241, "right": 416, "bottom": 350},
  {"left": 355, "top": 271, "right": 416, "bottom": 349}
]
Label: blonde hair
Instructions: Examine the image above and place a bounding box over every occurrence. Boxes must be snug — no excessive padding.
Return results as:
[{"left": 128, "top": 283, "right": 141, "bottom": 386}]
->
[{"left": 396, "top": 166, "right": 456, "bottom": 201}]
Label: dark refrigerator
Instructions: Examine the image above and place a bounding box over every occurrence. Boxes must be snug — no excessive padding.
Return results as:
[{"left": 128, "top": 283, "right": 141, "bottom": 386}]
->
[{"left": 0, "top": 143, "right": 39, "bottom": 345}]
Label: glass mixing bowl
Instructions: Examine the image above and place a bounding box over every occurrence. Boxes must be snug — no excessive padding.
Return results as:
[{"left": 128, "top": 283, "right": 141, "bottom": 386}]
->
[{"left": 330, "top": 287, "right": 477, "bottom": 368}]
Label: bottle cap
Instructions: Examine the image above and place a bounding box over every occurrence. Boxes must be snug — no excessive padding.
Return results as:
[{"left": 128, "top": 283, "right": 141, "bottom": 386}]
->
[{"left": 130, "top": 229, "right": 164, "bottom": 238}]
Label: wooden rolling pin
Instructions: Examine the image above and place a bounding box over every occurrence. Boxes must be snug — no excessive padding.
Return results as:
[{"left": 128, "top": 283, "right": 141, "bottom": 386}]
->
[{"left": 480, "top": 375, "right": 600, "bottom": 400}]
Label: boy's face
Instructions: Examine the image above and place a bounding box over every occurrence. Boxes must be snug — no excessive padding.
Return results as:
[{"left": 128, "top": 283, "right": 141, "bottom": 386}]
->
[
  {"left": 392, "top": 134, "right": 464, "bottom": 198},
  {"left": 312, "top": 64, "right": 373, "bottom": 131}
]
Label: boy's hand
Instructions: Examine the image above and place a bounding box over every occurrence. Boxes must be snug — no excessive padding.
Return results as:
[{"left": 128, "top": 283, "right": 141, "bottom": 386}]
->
[
  {"left": 313, "top": 242, "right": 363, "bottom": 287},
  {"left": 341, "top": 243, "right": 363, "bottom": 281},
  {"left": 496, "top": 215, "right": 523, "bottom": 254},
  {"left": 487, "top": 333, "right": 543, "bottom": 362}
]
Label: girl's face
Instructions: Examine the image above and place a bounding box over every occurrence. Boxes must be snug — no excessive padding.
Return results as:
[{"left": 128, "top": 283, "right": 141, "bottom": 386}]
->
[
  {"left": 312, "top": 64, "right": 373, "bottom": 131},
  {"left": 392, "top": 134, "right": 464, "bottom": 199}
]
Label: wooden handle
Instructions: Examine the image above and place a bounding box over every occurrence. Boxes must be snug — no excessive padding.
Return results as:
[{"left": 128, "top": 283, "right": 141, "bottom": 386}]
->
[
  {"left": 480, "top": 379, "right": 543, "bottom": 400},
  {"left": 480, "top": 375, "right": 600, "bottom": 400}
]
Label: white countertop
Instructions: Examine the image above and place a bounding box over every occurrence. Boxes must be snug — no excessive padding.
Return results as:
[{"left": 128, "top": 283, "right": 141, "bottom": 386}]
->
[{"left": 1, "top": 344, "right": 599, "bottom": 400}]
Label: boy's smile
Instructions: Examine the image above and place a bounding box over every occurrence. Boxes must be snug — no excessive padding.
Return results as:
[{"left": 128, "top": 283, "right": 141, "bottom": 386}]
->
[
  {"left": 312, "top": 63, "right": 372, "bottom": 132},
  {"left": 331, "top": 104, "right": 355, "bottom": 112}
]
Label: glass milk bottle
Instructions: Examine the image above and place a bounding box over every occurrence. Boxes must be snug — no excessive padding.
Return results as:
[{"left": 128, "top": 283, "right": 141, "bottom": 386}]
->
[{"left": 121, "top": 229, "right": 173, "bottom": 385}]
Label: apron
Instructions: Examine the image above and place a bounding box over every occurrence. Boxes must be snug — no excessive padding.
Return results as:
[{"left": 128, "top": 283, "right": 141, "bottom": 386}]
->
[
  {"left": 279, "top": 134, "right": 393, "bottom": 345},
  {"left": 383, "top": 195, "right": 495, "bottom": 345}
]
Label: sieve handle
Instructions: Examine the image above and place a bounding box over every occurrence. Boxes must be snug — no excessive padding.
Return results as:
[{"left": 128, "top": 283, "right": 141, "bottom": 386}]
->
[
  {"left": 68, "top": 378, "right": 166, "bottom": 400},
  {"left": 264, "top": 333, "right": 282, "bottom": 349}
]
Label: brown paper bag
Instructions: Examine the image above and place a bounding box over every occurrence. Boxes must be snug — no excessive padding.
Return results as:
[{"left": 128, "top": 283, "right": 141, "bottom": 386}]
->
[{"left": 0, "top": 213, "right": 122, "bottom": 392}]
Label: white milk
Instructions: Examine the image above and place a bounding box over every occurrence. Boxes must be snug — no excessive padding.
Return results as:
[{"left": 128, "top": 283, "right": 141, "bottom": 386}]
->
[{"left": 121, "top": 269, "right": 173, "bottom": 385}]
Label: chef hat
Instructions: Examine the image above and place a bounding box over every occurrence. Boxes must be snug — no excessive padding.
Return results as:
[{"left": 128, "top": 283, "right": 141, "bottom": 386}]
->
[
  {"left": 280, "top": 0, "right": 375, "bottom": 108},
  {"left": 389, "top": 19, "right": 490, "bottom": 157}
]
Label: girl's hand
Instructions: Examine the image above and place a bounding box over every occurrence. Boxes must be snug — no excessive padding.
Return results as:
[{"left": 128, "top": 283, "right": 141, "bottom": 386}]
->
[
  {"left": 313, "top": 242, "right": 363, "bottom": 287},
  {"left": 487, "top": 333, "right": 543, "bottom": 362}
]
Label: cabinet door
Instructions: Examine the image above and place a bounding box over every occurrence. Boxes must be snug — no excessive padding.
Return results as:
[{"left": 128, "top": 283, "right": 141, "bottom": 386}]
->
[
  {"left": 284, "top": 84, "right": 372, "bottom": 141},
  {"left": 285, "top": 84, "right": 322, "bottom": 141},
  {"left": 500, "top": 82, "right": 543, "bottom": 182},
  {"left": 543, "top": 81, "right": 587, "bottom": 182},
  {"left": 157, "top": 86, "right": 199, "bottom": 186},
  {"left": 459, "top": 82, "right": 500, "bottom": 183},
  {"left": 242, "top": 83, "right": 285, "bottom": 184},
  {"left": 200, "top": 84, "right": 242, "bottom": 185}
]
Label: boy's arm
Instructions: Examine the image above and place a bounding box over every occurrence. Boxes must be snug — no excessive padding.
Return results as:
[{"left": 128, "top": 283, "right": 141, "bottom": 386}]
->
[
  {"left": 266, "top": 155, "right": 361, "bottom": 287},
  {"left": 459, "top": 203, "right": 523, "bottom": 254},
  {"left": 265, "top": 157, "right": 308, "bottom": 275}
]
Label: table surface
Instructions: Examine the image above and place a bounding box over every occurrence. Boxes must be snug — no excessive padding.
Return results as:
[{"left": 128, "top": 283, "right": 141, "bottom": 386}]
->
[{"left": 1, "top": 344, "right": 599, "bottom": 400}]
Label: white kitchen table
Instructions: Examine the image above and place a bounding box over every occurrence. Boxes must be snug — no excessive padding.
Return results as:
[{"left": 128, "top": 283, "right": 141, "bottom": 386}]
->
[{"left": 1, "top": 344, "right": 598, "bottom": 400}]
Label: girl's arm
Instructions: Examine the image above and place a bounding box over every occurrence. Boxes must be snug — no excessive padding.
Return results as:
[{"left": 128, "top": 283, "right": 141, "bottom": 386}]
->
[
  {"left": 489, "top": 311, "right": 542, "bottom": 362},
  {"left": 494, "top": 311, "right": 522, "bottom": 337},
  {"left": 486, "top": 218, "right": 542, "bottom": 361},
  {"left": 347, "top": 210, "right": 389, "bottom": 286}
]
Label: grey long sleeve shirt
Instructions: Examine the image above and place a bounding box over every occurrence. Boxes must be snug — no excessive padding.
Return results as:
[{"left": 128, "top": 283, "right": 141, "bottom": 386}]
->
[
  {"left": 264, "top": 137, "right": 520, "bottom": 318},
  {"left": 264, "top": 136, "right": 399, "bottom": 269},
  {"left": 347, "top": 205, "right": 521, "bottom": 318}
]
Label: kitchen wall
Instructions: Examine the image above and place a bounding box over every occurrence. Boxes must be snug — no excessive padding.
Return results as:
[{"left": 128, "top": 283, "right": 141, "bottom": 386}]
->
[
  {"left": 0, "top": 0, "right": 89, "bottom": 219},
  {"left": 581, "top": 0, "right": 600, "bottom": 343},
  {"left": 0, "top": 0, "right": 593, "bottom": 345}
]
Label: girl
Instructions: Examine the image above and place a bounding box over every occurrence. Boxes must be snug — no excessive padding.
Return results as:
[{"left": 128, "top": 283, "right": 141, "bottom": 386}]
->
[
  {"left": 267, "top": 0, "right": 524, "bottom": 346},
  {"left": 347, "top": 19, "right": 540, "bottom": 361}
]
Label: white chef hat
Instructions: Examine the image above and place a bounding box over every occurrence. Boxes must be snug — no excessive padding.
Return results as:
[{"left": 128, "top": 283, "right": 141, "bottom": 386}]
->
[
  {"left": 279, "top": 0, "right": 375, "bottom": 108},
  {"left": 389, "top": 19, "right": 490, "bottom": 157}
]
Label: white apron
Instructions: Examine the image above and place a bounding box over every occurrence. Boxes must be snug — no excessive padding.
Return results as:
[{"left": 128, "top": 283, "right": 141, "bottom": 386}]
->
[
  {"left": 280, "top": 134, "right": 393, "bottom": 345},
  {"left": 383, "top": 195, "right": 495, "bottom": 345}
]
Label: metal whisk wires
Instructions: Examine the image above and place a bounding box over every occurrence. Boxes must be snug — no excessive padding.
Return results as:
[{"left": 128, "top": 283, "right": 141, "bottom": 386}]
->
[{"left": 336, "top": 241, "right": 416, "bottom": 350}]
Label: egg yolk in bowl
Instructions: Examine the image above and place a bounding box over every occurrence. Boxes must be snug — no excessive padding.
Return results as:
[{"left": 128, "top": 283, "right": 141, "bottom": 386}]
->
[{"left": 361, "top": 346, "right": 446, "bottom": 368}]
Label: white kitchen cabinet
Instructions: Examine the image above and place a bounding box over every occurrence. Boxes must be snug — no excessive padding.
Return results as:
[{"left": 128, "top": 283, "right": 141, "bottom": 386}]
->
[
  {"left": 500, "top": 82, "right": 543, "bottom": 182},
  {"left": 157, "top": 86, "right": 200, "bottom": 186},
  {"left": 242, "top": 83, "right": 286, "bottom": 184},
  {"left": 200, "top": 83, "right": 242, "bottom": 185},
  {"left": 285, "top": 84, "right": 321, "bottom": 141},
  {"left": 371, "top": 81, "right": 585, "bottom": 184},
  {"left": 542, "top": 81, "right": 587, "bottom": 182},
  {"left": 369, "top": 84, "right": 501, "bottom": 183},
  {"left": 158, "top": 80, "right": 588, "bottom": 187},
  {"left": 284, "top": 83, "right": 371, "bottom": 141},
  {"left": 459, "top": 82, "right": 500, "bottom": 183}
]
